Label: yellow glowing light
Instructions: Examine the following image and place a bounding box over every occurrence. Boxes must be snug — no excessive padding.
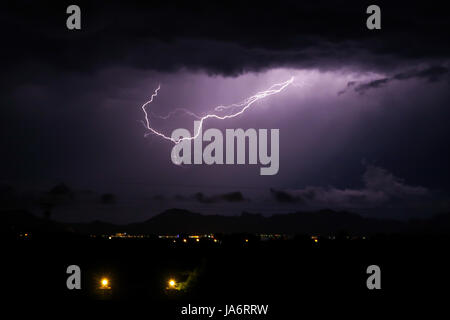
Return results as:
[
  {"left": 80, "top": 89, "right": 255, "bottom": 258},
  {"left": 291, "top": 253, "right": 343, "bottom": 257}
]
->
[
  {"left": 245, "top": 239, "right": 249, "bottom": 242},
  {"left": 169, "top": 279, "right": 176, "bottom": 287},
  {"left": 314, "top": 239, "right": 318, "bottom": 243},
  {"left": 183, "top": 239, "right": 187, "bottom": 243},
  {"left": 101, "top": 278, "right": 109, "bottom": 286},
  {"left": 196, "top": 238, "right": 200, "bottom": 242}
]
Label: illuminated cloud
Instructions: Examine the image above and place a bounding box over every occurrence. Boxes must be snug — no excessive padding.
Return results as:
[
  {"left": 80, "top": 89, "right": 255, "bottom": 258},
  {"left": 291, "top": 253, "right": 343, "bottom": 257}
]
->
[{"left": 270, "top": 165, "right": 429, "bottom": 209}]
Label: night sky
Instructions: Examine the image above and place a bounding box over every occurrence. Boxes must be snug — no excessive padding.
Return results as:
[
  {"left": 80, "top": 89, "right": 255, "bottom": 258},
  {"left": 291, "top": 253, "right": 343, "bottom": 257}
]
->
[{"left": 1, "top": 1, "right": 449, "bottom": 223}]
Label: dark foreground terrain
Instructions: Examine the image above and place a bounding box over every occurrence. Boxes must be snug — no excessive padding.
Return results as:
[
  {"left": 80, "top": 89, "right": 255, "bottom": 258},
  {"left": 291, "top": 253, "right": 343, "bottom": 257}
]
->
[
  {"left": 2, "top": 208, "right": 450, "bottom": 316},
  {"left": 3, "top": 232, "right": 449, "bottom": 317}
]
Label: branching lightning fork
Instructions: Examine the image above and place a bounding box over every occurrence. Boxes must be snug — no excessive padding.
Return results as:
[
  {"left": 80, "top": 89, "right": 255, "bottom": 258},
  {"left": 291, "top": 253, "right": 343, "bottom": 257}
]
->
[{"left": 140, "top": 77, "right": 294, "bottom": 143}]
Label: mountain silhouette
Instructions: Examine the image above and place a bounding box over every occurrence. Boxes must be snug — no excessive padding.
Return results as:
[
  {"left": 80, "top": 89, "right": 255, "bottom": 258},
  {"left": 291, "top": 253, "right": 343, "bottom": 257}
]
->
[{"left": 2, "top": 208, "right": 450, "bottom": 236}]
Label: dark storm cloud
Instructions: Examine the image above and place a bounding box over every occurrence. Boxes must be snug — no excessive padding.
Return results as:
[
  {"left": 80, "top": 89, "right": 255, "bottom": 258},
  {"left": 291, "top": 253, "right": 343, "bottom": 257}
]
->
[
  {"left": 2, "top": 0, "right": 449, "bottom": 83},
  {"left": 393, "top": 66, "right": 449, "bottom": 82},
  {"left": 270, "top": 165, "right": 429, "bottom": 209},
  {"left": 269, "top": 188, "right": 303, "bottom": 203},
  {"left": 169, "top": 192, "right": 246, "bottom": 203},
  {"left": 354, "top": 78, "right": 391, "bottom": 93},
  {"left": 338, "top": 65, "right": 450, "bottom": 94},
  {"left": 191, "top": 191, "right": 246, "bottom": 204}
]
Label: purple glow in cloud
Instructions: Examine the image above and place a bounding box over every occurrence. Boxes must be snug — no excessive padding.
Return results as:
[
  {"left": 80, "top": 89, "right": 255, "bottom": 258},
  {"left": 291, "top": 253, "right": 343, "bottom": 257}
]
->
[{"left": 140, "top": 77, "right": 294, "bottom": 143}]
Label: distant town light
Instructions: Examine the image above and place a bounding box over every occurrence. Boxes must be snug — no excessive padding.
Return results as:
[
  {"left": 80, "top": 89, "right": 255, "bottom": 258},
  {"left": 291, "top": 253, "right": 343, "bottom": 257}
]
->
[
  {"left": 169, "top": 279, "right": 176, "bottom": 288},
  {"left": 100, "top": 277, "right": 111, "bottom": 290}
]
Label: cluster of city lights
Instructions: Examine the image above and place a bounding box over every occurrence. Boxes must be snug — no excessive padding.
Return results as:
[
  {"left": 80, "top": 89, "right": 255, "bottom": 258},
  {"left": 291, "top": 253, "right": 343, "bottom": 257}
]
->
[{"left": 91, "top": 233, "right": 368, "bottom": 295}]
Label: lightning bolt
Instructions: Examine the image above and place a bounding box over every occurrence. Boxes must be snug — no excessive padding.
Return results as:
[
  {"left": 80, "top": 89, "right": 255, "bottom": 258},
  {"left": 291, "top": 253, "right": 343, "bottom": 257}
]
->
[
  {"left": 151, "top": 108, "right": 202, "bottom": 120},
  {"left": 141, "top": 77, "right": 294, "bottom": 143}
]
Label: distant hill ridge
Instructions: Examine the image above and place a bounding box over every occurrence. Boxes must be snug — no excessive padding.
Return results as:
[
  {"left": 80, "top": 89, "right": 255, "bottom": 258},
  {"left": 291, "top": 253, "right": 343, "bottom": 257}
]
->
[{"left": 2, "top": 208, "right": 450, "bottom": 236}]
